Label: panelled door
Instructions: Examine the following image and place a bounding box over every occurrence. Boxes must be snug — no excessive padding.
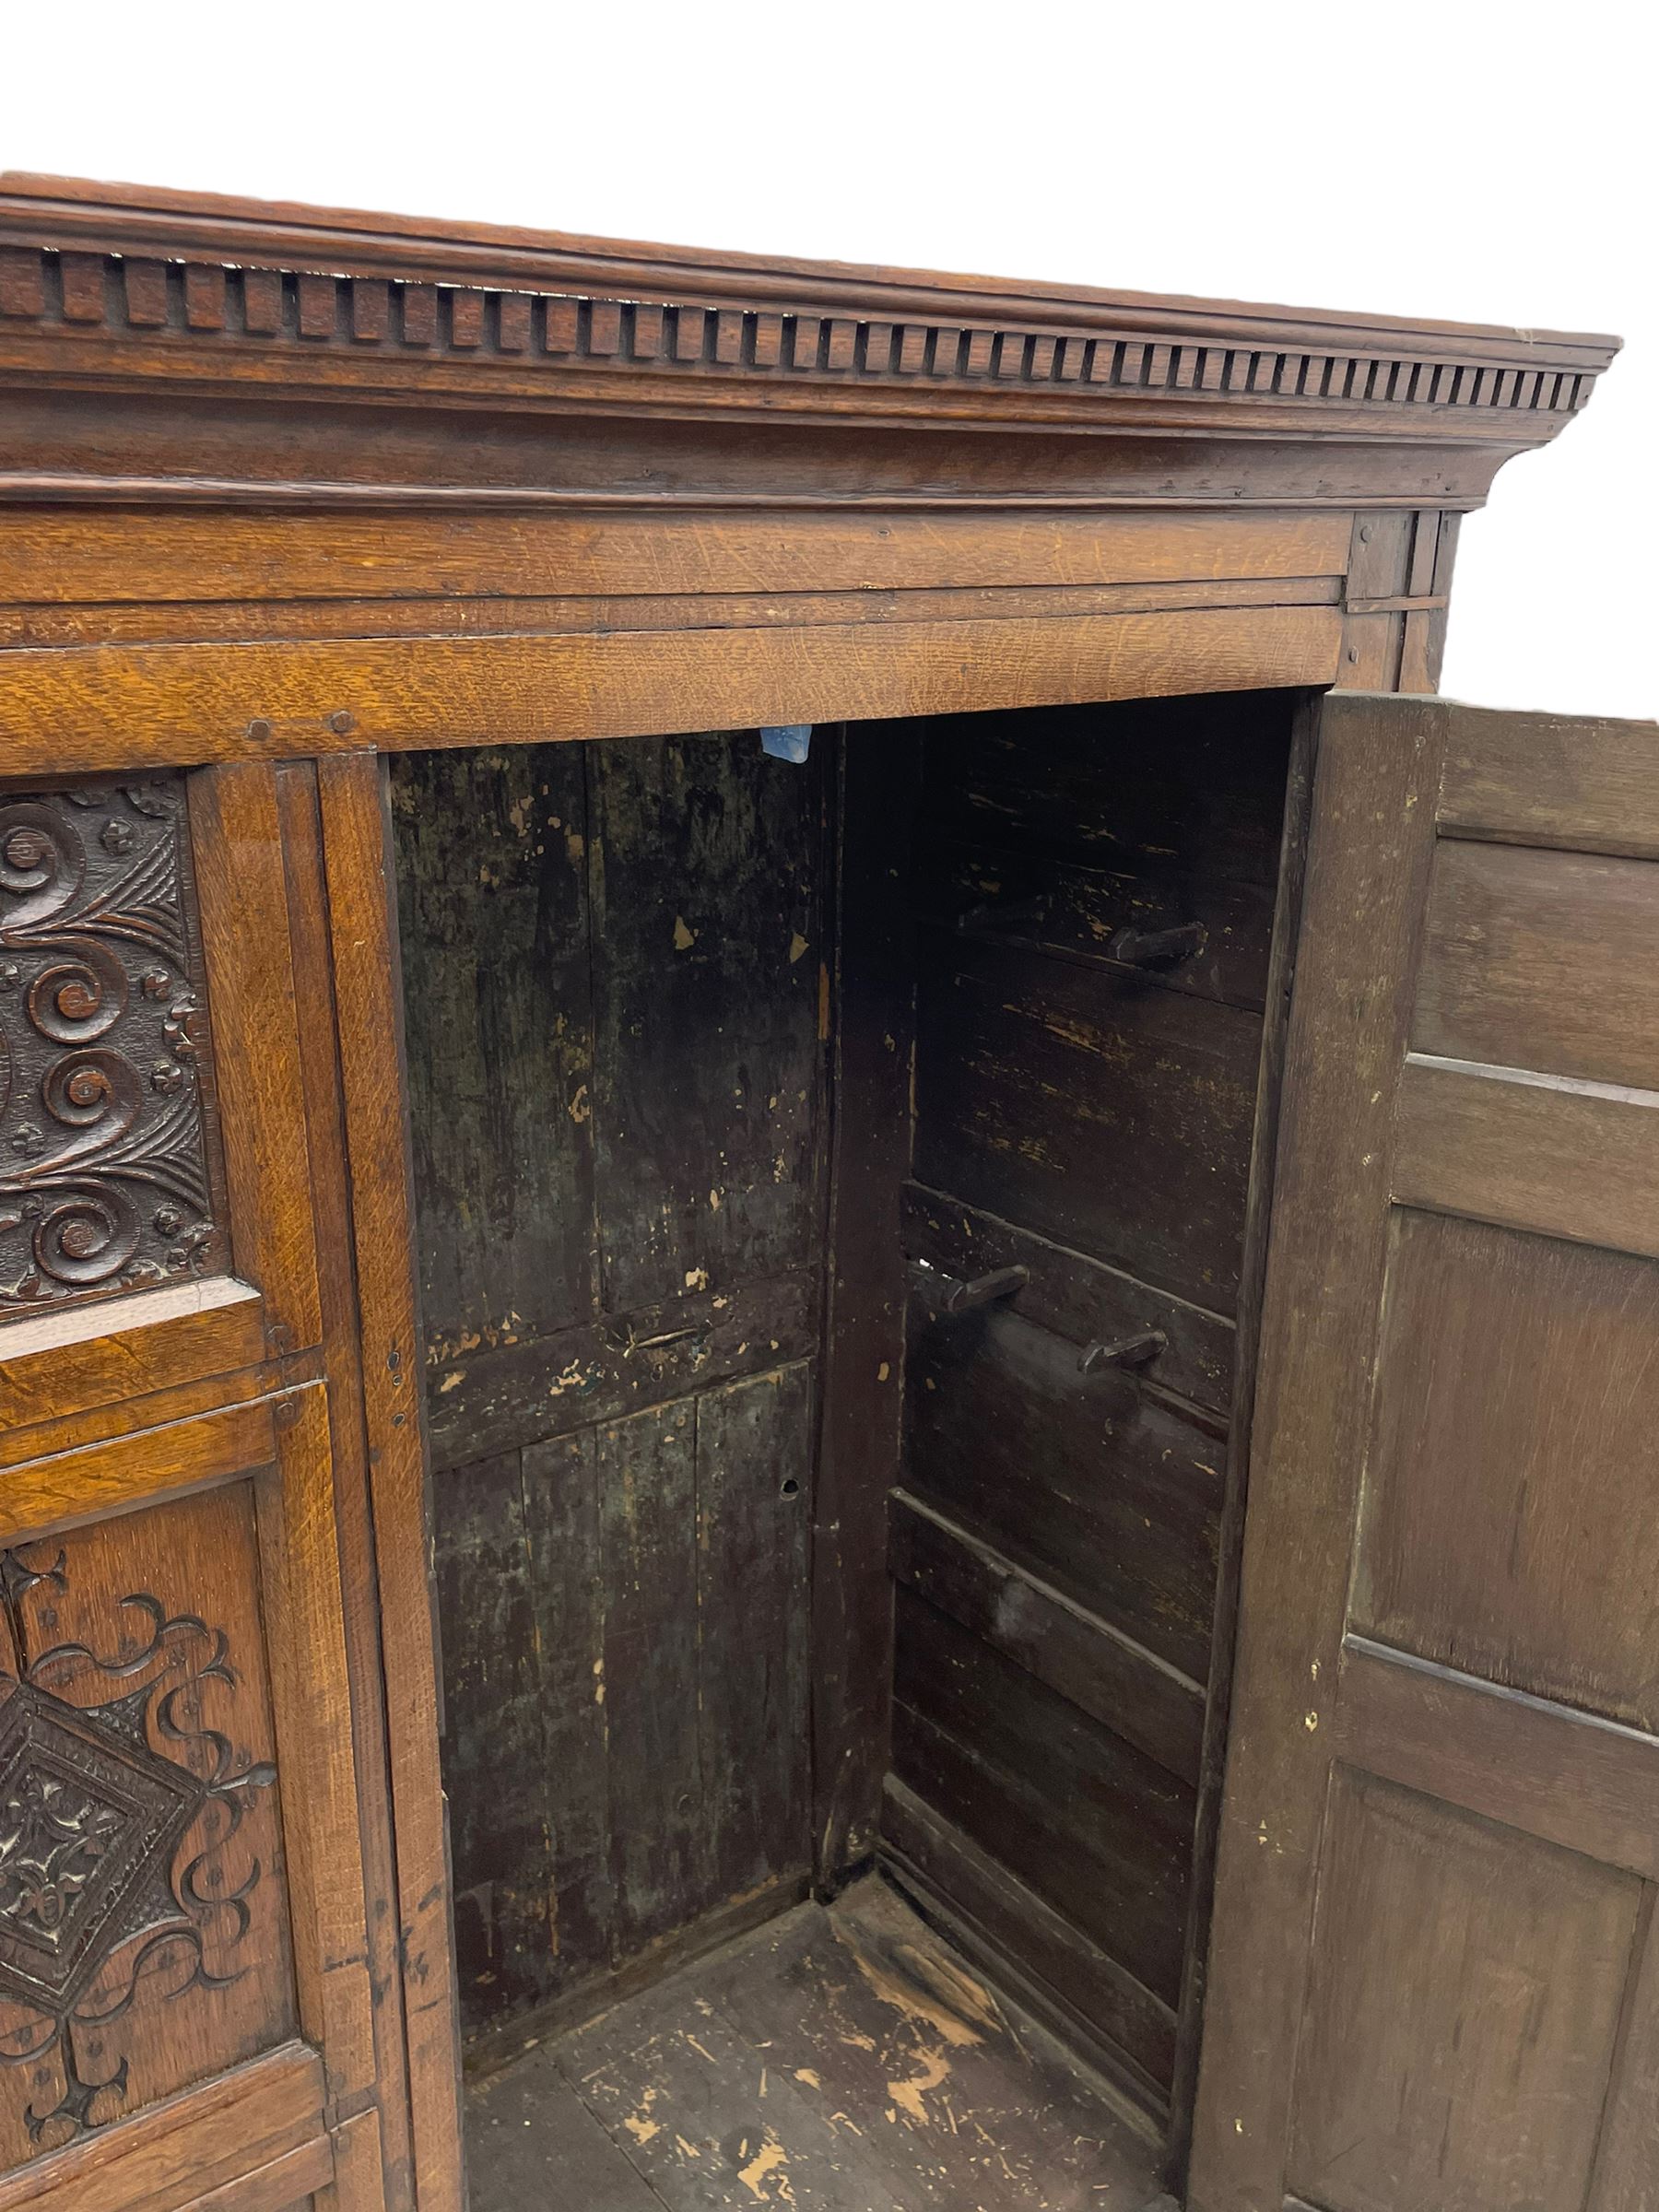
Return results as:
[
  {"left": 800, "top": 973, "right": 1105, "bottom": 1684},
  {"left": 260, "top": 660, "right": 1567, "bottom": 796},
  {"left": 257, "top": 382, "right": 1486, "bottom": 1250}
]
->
[
  {"left": 1192, "top": 694, "right": 1659, "bottom": 2211},
  {"left": 0, "top": 760, "right": 458, "bottom": 2212}
]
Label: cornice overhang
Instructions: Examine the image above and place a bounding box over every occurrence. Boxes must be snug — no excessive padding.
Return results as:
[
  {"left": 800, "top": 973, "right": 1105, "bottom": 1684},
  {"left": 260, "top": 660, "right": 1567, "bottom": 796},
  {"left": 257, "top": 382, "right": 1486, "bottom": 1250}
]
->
[{"left": 0, "top": 173, "right": 1621, "bottom": 456}]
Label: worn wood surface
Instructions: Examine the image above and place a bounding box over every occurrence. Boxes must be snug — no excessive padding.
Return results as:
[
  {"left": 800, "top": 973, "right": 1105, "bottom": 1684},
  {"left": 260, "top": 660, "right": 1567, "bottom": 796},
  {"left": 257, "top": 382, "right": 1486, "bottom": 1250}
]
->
[
  {"left": 315, "top": 752, "right": 465, "bottom": 2212},
  {"left": 881, "top": 1780, "right": 1178, "bottom": 2108},
  {"left": 889, "top": 1496, "right": 1205, "bottom": 1788},
  {"left": 1192, "top": 696, "right": 1659, "bottom": 2212},
  {"left": 888, "top": 691, "right": 1292, "bottom": 2114},
  {"left": 0, "top": 2044, "right": 325, "bottom": 2212},
  {"left": 812, "top": 724, "right": 923, "bottom": 1888},
  {"left": 465, "top": 1877, "right": 1159, "bottom": 2211},
  {"left": 0, "top": 167, "right": 1617, "bottom": 2212},
  {"left": 1188, "top": 695, "right": 1441, "bottom": 2207},
  {"left": 0, "top": 506, "right": 1353, "bottom": 610},
  {"left": 0, "top": 606, "right": 1343, "bottom": 777},
  {"left": 1288, "top": 1772, "right": 1635, "bottom": 2212},
  {"left": 901, "top": 1189, "right": 1233, "bottom": 1416},
  {"left": 892, "top": 1596, "right": 1193, "bottom": 2006},
  {"left": 271, "top": 759, "right": 415, "bottom": 2206},
  {"left": 903, "top": 1312, "right": 1225, "bottom": 1684},
  {"left": 1164, "top": 696, "right": 1316, "bottom": 2190},
  {"left": 397, "top": 734, "right": 825, "bottom": 2042},
  {"left": 914, "top": 935, "right": 1262, "bottom": 1309}
]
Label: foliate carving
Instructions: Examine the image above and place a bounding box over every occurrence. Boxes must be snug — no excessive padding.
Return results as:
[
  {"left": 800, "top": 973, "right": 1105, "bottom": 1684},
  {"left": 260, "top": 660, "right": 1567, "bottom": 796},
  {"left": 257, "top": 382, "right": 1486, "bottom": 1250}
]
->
[
  {"left": 0, "top": 778, "right": 222, "bottom": 1312},
  {"left": 0, "top": 243, "right": 1605, "bottom": 428},
  {"left": 0, "top": 1547, "right": 276, "bottom": 2147}
]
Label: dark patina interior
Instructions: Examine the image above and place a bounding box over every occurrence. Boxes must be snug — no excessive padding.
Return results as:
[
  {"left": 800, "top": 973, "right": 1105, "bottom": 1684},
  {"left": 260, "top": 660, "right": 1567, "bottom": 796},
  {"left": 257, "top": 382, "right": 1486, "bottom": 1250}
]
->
[{"left": 395, "top": 687, "right": 1300, "bottom": 2152}]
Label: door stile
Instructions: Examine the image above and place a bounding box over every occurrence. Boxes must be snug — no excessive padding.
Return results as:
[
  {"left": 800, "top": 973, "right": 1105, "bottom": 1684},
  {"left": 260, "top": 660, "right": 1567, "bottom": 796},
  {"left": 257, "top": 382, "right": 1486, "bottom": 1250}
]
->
[
  {"left": 1163, "top": 691, "right": 1321, "bottom": 2186},
  {"left": 253, "top": 1385, "right": 377, "bottom": 2108},
  {"left": 1188, "top": 694, "right": 1444, "bottom": 2206},
  {"left": 314, "top": 752, "right": 465, "bottom": 2212},
  {"left": 272, "top": 757, "right": 414, "bottom": 2210}
]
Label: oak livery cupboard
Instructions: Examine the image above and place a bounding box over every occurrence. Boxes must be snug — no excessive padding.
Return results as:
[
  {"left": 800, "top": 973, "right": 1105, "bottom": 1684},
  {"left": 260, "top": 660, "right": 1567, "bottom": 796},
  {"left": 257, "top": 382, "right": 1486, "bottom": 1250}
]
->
[{"left": 0, "top": 171, "right": 1643, "bottom": 2212}]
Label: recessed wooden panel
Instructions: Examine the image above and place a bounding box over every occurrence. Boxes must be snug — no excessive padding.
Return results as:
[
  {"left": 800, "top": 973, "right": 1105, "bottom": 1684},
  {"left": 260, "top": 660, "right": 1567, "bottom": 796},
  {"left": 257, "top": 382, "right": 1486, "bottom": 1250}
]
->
[
  {"left": 1416, "top": 838, "right": 1659, "bottom": 1089},
  {"left": 1288, "top": 1770, "right": 1637, "bottom": 2212},
  {"left": 1438, "top": 703, "right": 1659, "bottom": 861},
  {"left": 1394, "top": 1056, "right": 1659, "bottom": 1261},
  {"left": 188, "top": 767, "right": 322, "bottom": 1352},
  {"left": 1358, "top": 1210, "right": 1659, "bottom": 1727},
  {"left": 0, "top": 1483, "right": 295, "bottom": 2169}
]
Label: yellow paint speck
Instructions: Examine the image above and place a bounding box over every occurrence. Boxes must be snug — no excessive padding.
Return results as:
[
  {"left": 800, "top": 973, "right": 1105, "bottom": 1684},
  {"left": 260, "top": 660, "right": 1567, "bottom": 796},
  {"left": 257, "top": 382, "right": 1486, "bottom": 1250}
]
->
[
  {"left": 737, "top": 2136, "right": 792, "bottom": 2201},
  {"left": 674, "top": 916, "right": 698, "bottom": 950},
  {"left": 888, "top": 2048, "right": 952, "bottom": 2126},
  {"left": 624, "top": 2089, "right": 661, "bottom": 2147}
]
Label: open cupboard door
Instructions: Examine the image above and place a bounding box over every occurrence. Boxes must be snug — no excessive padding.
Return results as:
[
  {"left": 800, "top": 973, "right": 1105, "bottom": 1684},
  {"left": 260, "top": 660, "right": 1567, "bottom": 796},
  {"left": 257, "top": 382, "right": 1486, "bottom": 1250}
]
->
[{"left": 1191, "top": 692, "right": 1659, "bottom": 2211}]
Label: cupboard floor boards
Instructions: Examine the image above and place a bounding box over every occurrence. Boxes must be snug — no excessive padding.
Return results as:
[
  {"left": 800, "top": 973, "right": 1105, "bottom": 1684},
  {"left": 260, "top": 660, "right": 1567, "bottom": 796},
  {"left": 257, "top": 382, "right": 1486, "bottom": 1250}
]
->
[{"left": 463, "top": 1877, "right": 1160, "bottom": 2211}]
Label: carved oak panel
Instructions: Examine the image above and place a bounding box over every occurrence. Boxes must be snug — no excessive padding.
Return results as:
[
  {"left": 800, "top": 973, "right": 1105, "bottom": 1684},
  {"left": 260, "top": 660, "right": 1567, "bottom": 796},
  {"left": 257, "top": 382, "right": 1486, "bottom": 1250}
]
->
[
  {"left": 0, "top": 1483, "right": 292, "bottom": 2164},
  {"left": 0, "top": 777, "right": 223, "bottom": 1314}
]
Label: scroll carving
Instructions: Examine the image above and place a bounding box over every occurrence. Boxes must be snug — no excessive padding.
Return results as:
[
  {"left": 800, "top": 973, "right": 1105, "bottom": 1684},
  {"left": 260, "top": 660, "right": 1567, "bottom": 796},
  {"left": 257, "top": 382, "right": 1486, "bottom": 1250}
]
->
[
  {"left": 0, "top": 1545, "right": 276, "bottom": 2147},
  {"left": 0, "top": 779, "right": 222, "bottom": 1312}
]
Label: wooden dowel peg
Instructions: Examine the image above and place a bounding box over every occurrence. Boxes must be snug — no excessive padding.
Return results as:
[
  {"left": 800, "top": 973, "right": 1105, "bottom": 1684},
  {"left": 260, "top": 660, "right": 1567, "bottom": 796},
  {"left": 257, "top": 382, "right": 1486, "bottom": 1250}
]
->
[
  {"left": 1106, "top": 920, "right": 1207, "bottom": 967},
  {"left": 1078, "top": 1327, "right": 1167, "bottom": 1375}
]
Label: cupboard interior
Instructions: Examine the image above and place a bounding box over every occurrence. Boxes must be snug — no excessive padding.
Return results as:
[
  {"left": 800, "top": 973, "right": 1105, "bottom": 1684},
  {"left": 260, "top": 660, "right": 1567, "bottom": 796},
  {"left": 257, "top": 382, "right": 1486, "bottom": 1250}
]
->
[{"left": 391, "top": 686, "right": 1300, "bottom": 2157}]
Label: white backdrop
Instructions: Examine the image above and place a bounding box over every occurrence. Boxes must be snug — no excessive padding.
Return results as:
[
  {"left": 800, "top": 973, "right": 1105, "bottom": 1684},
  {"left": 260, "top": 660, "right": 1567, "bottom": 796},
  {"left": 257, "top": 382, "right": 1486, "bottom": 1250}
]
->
[{"left": 7, "top": 0, "right": 1651, "bottom": 719}]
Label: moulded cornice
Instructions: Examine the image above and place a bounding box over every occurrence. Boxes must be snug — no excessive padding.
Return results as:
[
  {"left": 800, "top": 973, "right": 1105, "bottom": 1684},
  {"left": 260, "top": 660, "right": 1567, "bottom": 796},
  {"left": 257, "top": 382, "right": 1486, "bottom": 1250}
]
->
[{"left": 0, "top": 173, "right": 1620, "bottom": 450}]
